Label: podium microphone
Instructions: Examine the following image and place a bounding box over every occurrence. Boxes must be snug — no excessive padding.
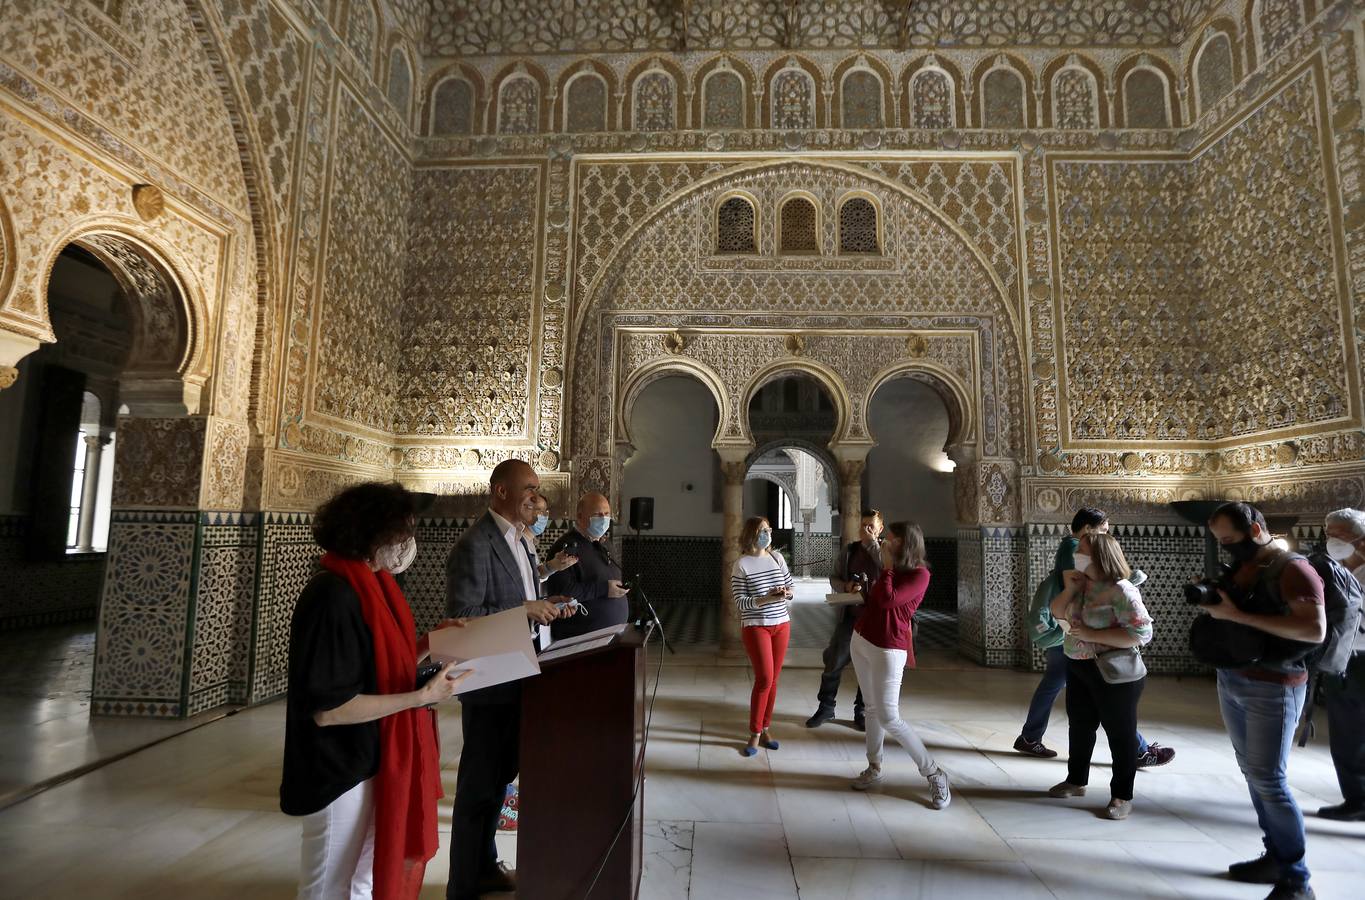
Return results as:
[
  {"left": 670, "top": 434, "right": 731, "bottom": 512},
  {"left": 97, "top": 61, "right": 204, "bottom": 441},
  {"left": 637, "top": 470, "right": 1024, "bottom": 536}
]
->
[{"left": 628, "top": 522, "right": 674, "bottom": 655}]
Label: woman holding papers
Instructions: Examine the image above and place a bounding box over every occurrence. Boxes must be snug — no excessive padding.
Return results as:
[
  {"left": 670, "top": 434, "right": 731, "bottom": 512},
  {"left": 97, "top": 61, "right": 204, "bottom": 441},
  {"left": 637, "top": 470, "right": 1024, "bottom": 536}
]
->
[
  {"left": 731, "top": 516, "right": 794, "bottom": 757},
  {"left": 281, "top": 481, "right": 469, "bottom": 900},
  {"left": 847, "top": 521, "right": 953, "bottom": 810}
]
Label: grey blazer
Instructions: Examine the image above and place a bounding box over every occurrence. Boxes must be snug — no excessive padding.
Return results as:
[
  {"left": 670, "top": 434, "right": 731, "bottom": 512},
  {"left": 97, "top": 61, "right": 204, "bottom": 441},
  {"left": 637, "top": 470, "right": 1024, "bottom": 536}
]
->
[
  {"left": 446, "top": 511, "right": 538, "bottom": 619},
  {"left": 446, "top": 511, "right": 537, "bottom": 704}
]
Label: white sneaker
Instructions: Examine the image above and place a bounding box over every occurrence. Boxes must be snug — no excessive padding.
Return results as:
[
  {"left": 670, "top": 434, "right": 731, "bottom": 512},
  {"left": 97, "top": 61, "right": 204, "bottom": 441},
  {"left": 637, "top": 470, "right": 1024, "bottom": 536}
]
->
[
  {"left": 851, "top": 764, "right": 883, "bottom": 791},
  {"left": 928, "top": 768, "right": 951, "bottom": 809}
]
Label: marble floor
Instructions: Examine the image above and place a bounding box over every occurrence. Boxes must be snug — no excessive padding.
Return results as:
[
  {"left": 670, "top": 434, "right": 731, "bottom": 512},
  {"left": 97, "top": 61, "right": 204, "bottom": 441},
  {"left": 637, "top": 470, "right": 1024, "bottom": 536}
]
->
[{"left": 0, "top": 646, "right": 1362, "bottom": 899}]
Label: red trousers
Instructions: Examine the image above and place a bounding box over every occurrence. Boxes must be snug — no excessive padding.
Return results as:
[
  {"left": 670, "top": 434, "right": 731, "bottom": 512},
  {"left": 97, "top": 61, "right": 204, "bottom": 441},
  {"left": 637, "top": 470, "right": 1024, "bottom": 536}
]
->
[{"left": 742, "top": 623, "right": 791, "bottom": 733}]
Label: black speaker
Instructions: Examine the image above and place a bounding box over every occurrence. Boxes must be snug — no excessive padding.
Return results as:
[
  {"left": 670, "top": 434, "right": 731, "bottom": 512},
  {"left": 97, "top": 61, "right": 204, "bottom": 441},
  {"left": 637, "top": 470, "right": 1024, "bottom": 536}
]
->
[{"left": 629, "top": 496, "right": 654, "bottom": 531}]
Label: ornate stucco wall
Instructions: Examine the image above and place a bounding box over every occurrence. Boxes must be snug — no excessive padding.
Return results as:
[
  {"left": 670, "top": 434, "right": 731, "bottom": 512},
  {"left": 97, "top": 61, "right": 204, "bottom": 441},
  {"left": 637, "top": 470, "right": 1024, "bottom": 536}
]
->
[{"left": 1, "top": 0, "right": 1362, "bottom": 712}]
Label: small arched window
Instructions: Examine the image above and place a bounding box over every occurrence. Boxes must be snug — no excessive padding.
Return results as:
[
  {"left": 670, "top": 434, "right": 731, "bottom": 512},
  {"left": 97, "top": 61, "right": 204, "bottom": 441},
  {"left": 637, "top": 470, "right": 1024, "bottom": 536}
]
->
[
  {"left": 1123, "top": 68, "right": 1170, "bottom": 129},
  {"left": 840, "top": 69, "right": 883, "bottom": 129},
  {"left": 565, "top": 73, "right": 608, "bottom": 132},
  {"left": 716, "top": 196, "right": 757, "bottom": 254},
  {"left": 1194, "top": 32, "right": 1235, "bottom": 117},
  {"left": 431, "top": 77, "right": 474, "bottom": 135},
  {"left": 779, "top": 197, "right": 819, "bottom": 254},
  {"left": 703, "top": 69, "right": 745, "bottom": 129},
  {"left": 838, "top": 197, "right": 879, "bottom": 255},
  {"left": 387, "top": 48, "right": 413, "bottom": 120}
]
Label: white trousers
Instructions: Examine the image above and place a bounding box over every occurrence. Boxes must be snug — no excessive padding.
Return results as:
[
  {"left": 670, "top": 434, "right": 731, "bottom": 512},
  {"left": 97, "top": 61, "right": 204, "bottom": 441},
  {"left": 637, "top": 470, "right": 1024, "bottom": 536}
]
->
[
  {"left": 850, "top": 631, "right": 937, "bottom": 776},
  {"left": 297, "top": 778, "right": 375, "bottom": 900}
]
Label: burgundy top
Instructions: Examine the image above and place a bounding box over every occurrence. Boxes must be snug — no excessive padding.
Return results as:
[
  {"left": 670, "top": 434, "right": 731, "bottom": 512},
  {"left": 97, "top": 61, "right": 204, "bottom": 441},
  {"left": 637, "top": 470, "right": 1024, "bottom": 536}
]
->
[{"left": 854, "top": 567, "right": 930, "bottom": 665}]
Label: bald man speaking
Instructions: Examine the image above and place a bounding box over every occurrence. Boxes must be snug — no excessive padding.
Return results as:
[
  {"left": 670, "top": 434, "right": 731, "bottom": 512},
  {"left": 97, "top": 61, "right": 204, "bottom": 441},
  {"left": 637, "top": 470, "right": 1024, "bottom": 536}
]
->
[{"left": 544, "top": 492, "right": 632, "bottom": 640}]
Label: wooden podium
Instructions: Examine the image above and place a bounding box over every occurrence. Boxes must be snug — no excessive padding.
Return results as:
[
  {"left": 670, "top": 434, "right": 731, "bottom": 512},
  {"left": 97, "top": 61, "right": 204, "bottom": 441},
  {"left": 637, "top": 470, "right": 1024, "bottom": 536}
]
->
[{"left": 517, "top": 625, "right": 650, "bottom": 900}]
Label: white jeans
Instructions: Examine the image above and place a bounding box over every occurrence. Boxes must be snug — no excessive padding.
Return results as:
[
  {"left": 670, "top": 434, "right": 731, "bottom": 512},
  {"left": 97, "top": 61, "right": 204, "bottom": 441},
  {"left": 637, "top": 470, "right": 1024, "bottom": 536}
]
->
[
  {"left": 297, "top": 778, "right": 375, "bottom": 900},
  {"left": 850, "top": 631, "right": 937, "bottom": 776}
]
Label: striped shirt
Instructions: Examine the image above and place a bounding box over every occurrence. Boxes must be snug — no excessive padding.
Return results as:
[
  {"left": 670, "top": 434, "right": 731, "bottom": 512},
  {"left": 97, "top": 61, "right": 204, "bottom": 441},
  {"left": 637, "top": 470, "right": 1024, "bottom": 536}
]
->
[{"left": 731, "top": 552, "right": 793, "bottom": 627}]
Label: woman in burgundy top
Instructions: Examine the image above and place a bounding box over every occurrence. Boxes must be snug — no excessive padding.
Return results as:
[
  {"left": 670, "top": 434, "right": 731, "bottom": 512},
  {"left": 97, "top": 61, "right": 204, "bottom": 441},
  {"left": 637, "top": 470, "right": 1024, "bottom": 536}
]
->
[{"left": 847, "top": 522, "right": 952, "bottom": 809}]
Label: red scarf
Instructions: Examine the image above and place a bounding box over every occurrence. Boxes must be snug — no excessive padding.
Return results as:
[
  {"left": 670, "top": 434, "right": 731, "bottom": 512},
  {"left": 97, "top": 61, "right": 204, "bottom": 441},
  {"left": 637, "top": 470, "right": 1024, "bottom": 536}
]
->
[{"left": 321, "top": 553, "right": 441, "bottom": 900}]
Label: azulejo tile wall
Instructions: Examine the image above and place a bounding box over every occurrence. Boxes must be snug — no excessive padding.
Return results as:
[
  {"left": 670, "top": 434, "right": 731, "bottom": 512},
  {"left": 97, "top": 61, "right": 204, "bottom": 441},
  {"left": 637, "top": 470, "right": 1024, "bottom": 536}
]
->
[
  {"left": 186, "top": 513, "right": 259, "bottom": 716},
  {"left": 92, "top": 511, "right": 198, "bottom": 717},
  {"left": 0, "top": 516, "right": 107, "bottom": 630}
]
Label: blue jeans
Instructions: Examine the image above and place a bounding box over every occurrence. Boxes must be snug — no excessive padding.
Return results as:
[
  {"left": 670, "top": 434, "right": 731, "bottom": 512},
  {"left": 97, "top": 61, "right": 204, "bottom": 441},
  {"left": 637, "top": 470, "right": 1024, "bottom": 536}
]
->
[
  {"left": 1021, "top": 645, "right": 1151, "bottom": 752},
  {"left": 1217, "top": 670, "right": 1310, "bottom": 887}
]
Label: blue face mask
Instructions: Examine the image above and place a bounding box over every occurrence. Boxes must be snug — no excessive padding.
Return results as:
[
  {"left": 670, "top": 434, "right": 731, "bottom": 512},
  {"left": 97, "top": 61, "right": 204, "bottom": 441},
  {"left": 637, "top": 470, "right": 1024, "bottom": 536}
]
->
[
  {"left": 530, "top": 514, "right": 549, "bottom": 536},
  {"left": 756, "top": 530, "right": 772, "bottom": 550},
  {"left": 586, "top": 515, "right": 611, "bottom": 539}
]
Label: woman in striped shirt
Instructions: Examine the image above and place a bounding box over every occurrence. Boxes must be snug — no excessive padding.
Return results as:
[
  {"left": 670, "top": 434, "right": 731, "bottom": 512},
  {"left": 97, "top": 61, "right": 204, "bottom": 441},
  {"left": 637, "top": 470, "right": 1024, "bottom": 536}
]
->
[{"left": 731, "top": 516, "right": 794, "bottom": 757}]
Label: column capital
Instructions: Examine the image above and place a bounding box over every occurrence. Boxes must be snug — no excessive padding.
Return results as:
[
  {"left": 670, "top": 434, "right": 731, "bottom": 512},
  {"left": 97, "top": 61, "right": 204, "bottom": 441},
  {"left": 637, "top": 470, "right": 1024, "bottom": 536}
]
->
[
  {"left": 827, "top": 441, "right": 873, "bottom": 465},
  {"left": 0, "top": 328, "right": 42, "bottom": 390}
]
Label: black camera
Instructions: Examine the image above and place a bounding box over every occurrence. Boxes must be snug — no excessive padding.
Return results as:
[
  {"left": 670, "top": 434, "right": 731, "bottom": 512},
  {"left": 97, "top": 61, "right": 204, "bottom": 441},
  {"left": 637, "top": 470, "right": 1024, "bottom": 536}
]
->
[{"left": 1183, "top": 563, "right": 1241, "bottom": 606}]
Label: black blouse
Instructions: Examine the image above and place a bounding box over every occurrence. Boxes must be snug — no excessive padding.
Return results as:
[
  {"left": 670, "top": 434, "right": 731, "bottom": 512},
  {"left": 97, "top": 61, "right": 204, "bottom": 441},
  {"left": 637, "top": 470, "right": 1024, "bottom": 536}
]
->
[{"left": 280, "top": 570, "right": 380, "bottom": 816}]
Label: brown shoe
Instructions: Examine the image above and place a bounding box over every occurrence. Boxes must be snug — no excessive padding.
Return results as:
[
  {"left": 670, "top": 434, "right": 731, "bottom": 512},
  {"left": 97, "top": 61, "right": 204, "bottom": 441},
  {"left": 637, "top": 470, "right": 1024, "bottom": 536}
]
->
[
  {"left": 1048, "top": 781, "right": 1086, "bottom": 798},
  {"left": 1014, "top": 735, "right": 1058, "bottom": 758},
  {"left": 476, "top": 861, "right": 517, "bottom": 893}
]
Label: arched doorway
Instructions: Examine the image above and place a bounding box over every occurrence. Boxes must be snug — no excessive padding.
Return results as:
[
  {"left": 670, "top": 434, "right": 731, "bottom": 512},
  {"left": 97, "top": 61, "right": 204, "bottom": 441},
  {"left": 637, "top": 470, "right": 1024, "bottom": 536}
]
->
[
  {"left": 619, "top": 373, "right": 725, "bottom": 643},
  {"left": 866, "top": 375, "right": 961, "bottom": 659},
  {"left": 0, "top": 243, "right": 135, "bottom": 765}
]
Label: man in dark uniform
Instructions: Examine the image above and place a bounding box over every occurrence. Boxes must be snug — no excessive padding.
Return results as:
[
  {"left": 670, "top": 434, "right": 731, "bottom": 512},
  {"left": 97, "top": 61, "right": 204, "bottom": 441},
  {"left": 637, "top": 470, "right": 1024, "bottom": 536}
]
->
[
  {"left": 806, "top": 509, "right": 883, "bottom": 730},
  {"left": 545, "top": 491, "right": 631, "bottom": 640}
]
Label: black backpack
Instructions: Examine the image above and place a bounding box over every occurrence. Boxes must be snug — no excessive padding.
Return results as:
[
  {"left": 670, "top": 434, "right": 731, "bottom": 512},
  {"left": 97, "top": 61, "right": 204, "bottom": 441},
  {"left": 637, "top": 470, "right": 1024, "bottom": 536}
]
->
[{"left": 1297, "top": 549, "right": 1364, "bottom": 676}]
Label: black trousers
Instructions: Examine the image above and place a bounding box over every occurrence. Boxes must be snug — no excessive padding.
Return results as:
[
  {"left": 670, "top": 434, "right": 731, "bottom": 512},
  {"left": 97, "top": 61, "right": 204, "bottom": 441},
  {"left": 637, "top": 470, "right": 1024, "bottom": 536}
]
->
[
  {"left": 448, "top": 700, "right": 520, "bottom": 900},
  {"left": 1066, "top": 656, "right": 1144, "bottom": 801},
  {"left": 1325, "top": 653, "right": 1365, "bottom": 807},
  {"left": 816, "top": 606, "right": 864, "bottom": 715}
]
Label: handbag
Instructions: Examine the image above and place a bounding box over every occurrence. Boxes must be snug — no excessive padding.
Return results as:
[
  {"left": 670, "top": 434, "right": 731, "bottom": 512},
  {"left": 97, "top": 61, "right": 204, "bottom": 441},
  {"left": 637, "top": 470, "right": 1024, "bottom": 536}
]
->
[{"left": 1095, "top": 646, "right": 1147, "bottom": 684}]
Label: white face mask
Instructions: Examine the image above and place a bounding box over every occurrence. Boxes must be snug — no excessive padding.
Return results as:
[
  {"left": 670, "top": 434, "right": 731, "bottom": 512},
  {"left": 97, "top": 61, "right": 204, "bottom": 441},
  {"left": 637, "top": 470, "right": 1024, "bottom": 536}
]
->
[
  {"left": 375, "top": 536, "right": 417, "bottom": 575},
  {"left": 1326, "top": 537, "right": 1357, "bottom": 562},
  {"left": 1073, "top": 553, "right": 1093, "bottom": 574}
]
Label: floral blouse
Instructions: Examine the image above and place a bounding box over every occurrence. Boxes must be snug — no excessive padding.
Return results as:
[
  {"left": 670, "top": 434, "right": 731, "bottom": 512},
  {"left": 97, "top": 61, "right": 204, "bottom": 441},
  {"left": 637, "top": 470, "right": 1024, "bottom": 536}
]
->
[{"left": 1061, "top": 579, "right": 1153, "bottom": 660}]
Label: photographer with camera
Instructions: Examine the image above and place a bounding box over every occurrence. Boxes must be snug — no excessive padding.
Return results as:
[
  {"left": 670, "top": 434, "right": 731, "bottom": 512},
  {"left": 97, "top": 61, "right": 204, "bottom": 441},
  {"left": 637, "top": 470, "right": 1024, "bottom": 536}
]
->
[
  {"left": 1194, "top": 502, "right": 1326, "bottom": 900},
  {"left": 1319, "top": 507, "right": 1365, "bottom": 822}
]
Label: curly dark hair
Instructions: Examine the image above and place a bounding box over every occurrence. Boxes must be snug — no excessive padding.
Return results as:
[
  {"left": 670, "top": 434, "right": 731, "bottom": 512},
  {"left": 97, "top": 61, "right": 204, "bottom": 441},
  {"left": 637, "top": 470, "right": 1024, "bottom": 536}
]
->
[{"left": 312, "top": 481, "right": 417, "bottom": 560}]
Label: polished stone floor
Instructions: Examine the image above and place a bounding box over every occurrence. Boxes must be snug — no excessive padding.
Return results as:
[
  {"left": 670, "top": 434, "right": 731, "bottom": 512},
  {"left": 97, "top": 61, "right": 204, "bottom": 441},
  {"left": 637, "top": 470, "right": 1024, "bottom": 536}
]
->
[{"left": 0, "top": 644, "right": 1362, "bottom": 898}]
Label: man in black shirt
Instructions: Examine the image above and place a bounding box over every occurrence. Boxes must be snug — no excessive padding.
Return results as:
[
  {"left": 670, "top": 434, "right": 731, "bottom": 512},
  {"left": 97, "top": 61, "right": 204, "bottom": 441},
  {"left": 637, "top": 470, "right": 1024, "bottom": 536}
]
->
[
  {"left": 545, "top": 491, "right": 631, "bottom": 640},
  {"left": 807, "top": 509, "right": 883, "bottom": 730}
]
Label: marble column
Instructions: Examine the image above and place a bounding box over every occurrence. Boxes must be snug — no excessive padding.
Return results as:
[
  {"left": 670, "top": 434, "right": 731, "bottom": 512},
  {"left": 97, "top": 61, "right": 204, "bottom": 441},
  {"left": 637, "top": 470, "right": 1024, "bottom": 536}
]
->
[
  {"left": 717, "top": 447, "right": 749, "bottom": 658},
  {"left": 75, "top": 434, "right": 104, "bottom": 552}
]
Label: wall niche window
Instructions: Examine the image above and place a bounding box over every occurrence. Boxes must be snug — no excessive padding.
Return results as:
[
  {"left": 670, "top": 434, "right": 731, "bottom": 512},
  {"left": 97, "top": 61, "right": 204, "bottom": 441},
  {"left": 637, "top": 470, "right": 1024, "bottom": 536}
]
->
[
  {"left": 716, "top": 196, "right": 757, "bottom": 254},
  {"left": 838, "top": 197, "right": 879, "bottom": 254},
  {"left": 779, "top": 197, "right": 819, "bottom": 254}
]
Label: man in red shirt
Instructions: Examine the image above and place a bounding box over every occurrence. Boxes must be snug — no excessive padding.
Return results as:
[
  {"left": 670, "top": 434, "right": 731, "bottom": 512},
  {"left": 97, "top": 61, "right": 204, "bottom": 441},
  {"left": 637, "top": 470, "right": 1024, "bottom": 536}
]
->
[{"left": 1205, "top": 502, "right": 1326, "bottom": 900}]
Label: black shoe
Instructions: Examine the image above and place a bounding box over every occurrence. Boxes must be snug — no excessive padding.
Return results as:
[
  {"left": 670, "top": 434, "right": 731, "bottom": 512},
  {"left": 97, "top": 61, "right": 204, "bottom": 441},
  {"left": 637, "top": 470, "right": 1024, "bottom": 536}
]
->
[
  {"left": 1318, "top": 802, "right": 1365, "bottom": 821},
  {"left": 476, "top": 862, "right": 517, "bottom": 893},
  {"left": 806, "top": 708, "right": 835, "bottom": 728},
  {"left": 1265, "top": 881, "right": 1315, "bottom": 900},
  {"left": 1228, "top": 854, "right": 1281, "bottom": 885},
  {"left": 853, "top": 711, "right": 866, "bottom": 732},
  {"left": 1013, "top": 735, "right": 1059, "bottom": 758},
  {"left": 1136, "top": 742, "right": 1175, "bottom": 768}
]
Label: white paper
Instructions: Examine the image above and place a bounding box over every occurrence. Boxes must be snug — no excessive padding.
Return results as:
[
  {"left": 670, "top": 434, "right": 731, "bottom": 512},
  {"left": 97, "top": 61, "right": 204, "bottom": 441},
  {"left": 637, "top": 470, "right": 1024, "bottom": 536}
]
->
[
  {"left": 427, "top": 607, "right": 540, "bottom": 694},
  {"left": 825, "top": 592, "right": 864, "bottom": 606},
  {"left": 537, "top": 634, "right": 617, "bottom": 662},
  {"left": 543, "top": 622, "right": 627, "bottom": 653}
]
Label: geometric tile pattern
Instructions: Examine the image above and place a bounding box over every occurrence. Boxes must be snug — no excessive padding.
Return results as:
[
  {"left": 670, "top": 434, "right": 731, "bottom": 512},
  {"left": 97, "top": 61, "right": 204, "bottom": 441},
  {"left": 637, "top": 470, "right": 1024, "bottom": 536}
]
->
[
  {"left": 0, "top": 515, "right": 105, "bottom": 630},
  {"left": 249, "top": 514, "right": 319, "bottom": 705},
  {"left": 186, "top": 516, "right": 259, "bottom": 716},
  {"left": 91, "top": 512, "right": 197, "bottom": 717}
]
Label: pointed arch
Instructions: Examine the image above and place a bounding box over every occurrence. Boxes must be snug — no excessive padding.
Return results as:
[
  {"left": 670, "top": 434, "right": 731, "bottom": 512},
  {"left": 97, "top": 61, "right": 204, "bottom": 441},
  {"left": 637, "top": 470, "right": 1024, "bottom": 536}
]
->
[
  {"left": 693, "top": 55, "right": 756, "bottom": 129},
  {"left": 554, "top": 59, "right": 617, "bottom": 133},
  {"left": 1041, "top": 54, "right": 1107, "bottom": 129},
  {"left": 832, "top": 55, "right": 894, "bottom": 129},
  {"left": 972, "top": 54, "right": 1036, "bottom": 129},
  {"left": 1113, "top": 54, "right": 1181, "bottom": 128},
  {"left": 423, "top": 62, "right": 484, "bottom": 136},
  {"left": 901, "top": 55, "right": 964, "bottom": 129}
]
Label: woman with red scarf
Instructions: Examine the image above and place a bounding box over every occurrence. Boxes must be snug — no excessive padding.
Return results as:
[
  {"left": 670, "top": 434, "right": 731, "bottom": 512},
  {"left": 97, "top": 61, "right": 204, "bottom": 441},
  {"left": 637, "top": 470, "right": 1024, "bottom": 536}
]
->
[{"left": 281, "top": 482, "right": 468, "bottom": 900}]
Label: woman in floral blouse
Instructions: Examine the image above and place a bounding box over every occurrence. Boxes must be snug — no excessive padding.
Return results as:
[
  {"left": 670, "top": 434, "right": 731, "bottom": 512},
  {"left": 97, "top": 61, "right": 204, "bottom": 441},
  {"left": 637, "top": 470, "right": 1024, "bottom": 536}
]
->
[{"left": 1048, "top": 532, "right": 1153, "bottom": 820}]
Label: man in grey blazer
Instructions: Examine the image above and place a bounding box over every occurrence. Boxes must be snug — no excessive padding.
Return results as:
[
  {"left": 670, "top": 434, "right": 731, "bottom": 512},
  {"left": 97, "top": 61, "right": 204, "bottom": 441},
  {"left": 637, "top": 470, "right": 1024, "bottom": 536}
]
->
[{"left": 446, "top": 459, "right": 566, "bottom": 900}]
